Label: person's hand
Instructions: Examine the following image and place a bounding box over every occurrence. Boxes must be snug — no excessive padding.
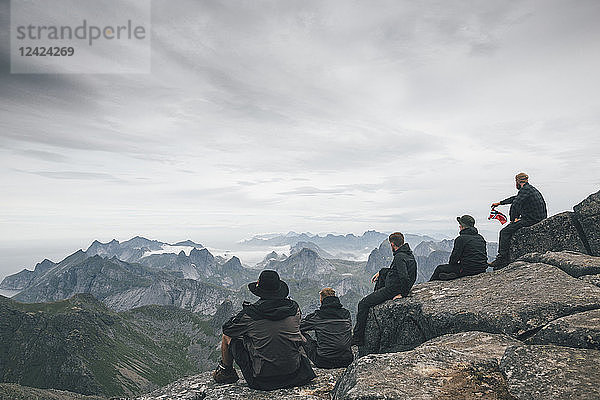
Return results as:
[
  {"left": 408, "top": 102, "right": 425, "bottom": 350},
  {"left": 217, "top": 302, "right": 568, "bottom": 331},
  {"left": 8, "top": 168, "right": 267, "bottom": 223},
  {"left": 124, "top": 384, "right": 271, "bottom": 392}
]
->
[
  {"left": 491, "top": 202, "right": 501, "bottom": 208},
  {"left": 371, "top": 272, "right": 379, "bottom": 283},
  {"left": 393, "top": 294, "right": 403, "bottom": 300},
  {"left": 514, "top": 218, "right": 520, "bottom": 222}
]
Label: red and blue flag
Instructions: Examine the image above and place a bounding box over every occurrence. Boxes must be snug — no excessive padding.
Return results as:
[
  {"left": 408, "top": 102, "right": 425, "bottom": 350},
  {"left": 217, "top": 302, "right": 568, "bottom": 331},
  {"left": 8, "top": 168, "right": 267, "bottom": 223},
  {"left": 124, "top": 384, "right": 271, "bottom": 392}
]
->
[{"left": 488, "top": 208, "right": 508, "bottom": 225}]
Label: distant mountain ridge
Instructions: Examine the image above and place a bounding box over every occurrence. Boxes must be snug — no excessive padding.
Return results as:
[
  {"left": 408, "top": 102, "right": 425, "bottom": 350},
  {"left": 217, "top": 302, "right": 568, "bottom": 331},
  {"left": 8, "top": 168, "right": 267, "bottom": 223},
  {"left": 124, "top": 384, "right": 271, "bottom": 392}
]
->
[
  {"left": 241, "top": 230, "right": 436, "bottom": 259},
  {"left": 10, "top": 252, "right": 235, "bottom": 315}
]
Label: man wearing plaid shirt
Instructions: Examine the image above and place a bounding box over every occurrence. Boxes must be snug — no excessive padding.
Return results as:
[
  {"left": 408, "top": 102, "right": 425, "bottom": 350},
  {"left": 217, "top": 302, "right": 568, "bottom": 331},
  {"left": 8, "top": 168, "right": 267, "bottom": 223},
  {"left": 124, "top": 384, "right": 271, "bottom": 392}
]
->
[{"left": 489, "top": 172, "right": 547, "bottom": 269}]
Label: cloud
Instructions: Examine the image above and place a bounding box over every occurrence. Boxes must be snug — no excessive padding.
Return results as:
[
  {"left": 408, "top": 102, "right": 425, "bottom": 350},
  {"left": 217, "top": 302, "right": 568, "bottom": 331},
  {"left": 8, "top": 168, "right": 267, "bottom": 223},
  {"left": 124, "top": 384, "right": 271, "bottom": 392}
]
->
[
  {"left": 14, "top": 169, "right": 123, "bottom": 182},
  {"left": 0, "top": 0, "right": 599, "bottom": 255},
  {"left": 14, "top": 149, "right": 68, "bottom": 163}
]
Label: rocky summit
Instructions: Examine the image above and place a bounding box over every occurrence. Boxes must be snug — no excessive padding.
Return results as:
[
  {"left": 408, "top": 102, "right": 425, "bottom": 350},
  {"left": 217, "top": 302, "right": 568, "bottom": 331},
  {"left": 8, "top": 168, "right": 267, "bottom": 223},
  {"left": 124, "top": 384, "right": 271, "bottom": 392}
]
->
[
  {"left": 134, "top": 368, "right": 346, "bottom": 400},
  {"left": 509, "top": 189, "right": 600, "bottom": 261},
  {"left": 360, "top": 261, "right": 600, "bottom": 355},
  {"left": 334, "top": 332, "right": 518, "bottom": 400}
]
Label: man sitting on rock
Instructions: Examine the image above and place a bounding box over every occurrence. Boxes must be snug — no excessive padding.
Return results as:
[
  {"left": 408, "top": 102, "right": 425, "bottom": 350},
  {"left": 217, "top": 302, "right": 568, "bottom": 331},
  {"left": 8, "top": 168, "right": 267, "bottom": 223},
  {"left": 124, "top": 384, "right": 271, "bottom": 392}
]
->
[
  {"left": 351, "top": 232, "right": 417, "bottom": 346},
  {"left": 213, "top": 270, "right": 316, "bottom": 390},
  {"left": 429, "top": 215, "right": 488, "bottom": 281},
  {"left": 300, "top": 287, "right": 354, "bottom": 368},
  {"left": 489, "top": 172, "right": 547, "bottom": 270}
]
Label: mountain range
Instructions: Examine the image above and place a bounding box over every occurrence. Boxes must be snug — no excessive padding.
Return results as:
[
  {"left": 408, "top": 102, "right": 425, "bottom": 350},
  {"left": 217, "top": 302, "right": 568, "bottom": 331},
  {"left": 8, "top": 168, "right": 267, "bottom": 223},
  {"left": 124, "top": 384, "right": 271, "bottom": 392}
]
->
[
  {"left": 0, "top": 232, "right": 500, "bottom": 398},
  {"left": 0, "top": 293, "right": 229, "bottom": 397},
  {"left": 240, "top": 230, "right": 436, "bottom": 259}
]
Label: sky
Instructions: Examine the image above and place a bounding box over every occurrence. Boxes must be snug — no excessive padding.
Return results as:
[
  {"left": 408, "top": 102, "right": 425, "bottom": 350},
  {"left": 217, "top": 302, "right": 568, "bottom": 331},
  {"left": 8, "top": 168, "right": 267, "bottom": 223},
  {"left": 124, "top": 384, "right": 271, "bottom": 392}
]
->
[{"left": 1, "top": 0, "right": 600, "bottom": 276}]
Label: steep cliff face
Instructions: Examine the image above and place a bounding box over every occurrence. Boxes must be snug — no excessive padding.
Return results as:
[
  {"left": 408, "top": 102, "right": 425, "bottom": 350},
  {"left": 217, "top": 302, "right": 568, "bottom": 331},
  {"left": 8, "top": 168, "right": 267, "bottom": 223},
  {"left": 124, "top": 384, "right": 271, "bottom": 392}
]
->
[{"left": 11, "top": 254, "right": 234, "bottom": 315}]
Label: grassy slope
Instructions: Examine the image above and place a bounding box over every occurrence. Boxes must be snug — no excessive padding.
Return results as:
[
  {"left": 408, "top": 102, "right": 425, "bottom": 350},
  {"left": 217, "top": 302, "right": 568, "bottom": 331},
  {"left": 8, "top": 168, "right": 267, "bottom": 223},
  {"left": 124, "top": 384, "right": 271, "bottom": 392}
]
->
[{"left": 0, "top": 294, "right": 220, "bottom": 397}]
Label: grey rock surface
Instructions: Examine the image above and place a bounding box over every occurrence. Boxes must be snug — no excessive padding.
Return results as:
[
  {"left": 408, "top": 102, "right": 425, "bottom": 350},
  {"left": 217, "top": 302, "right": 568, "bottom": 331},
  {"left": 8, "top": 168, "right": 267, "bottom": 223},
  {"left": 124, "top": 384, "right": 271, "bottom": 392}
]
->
[
  {"left": 500, "top": 344, "right": 600, "bottom": 399},
  {"left": 333, "top": 331, "right": 518, "bottom": 400},
  {"left": 528, "top": 308, "right": 600, "bottom": 349},
  {"left": 360, "top": 262, "right": 600, "bottom": 355},
  {"left": 574, "top": 189, "right": 600, "bottom": 256},
  {"left": 0, "top": 384, "right": 106, "bottom": 400},
  {"left": 518, "top": 251, "right": 600, "bottom": 277},
  {"left": 509, "top": 212, "right": 588, "bottom": 261},
  {"left": 135, "top": 368, "right": 345, "bottom": 400},
  {"left": 581, "top": 274, "right": 600, "bottom": 287},
  {"left": 0, "top": 259, "right": 56, "bottom": 290}
]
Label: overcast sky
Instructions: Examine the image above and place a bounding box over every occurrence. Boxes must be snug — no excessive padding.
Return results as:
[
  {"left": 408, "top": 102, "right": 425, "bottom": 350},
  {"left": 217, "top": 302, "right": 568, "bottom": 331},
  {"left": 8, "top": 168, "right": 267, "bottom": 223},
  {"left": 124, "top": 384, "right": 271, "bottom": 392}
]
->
[{"left": 1, "top": 0, "right": 600, "bottom": 274}]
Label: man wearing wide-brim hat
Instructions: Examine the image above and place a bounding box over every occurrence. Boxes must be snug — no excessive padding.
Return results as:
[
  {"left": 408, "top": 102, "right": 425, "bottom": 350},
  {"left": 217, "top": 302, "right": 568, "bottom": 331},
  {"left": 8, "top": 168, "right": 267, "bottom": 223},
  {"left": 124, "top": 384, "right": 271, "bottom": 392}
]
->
[{"left": 213, "top": 270, "right": 315, "bottom": 390}]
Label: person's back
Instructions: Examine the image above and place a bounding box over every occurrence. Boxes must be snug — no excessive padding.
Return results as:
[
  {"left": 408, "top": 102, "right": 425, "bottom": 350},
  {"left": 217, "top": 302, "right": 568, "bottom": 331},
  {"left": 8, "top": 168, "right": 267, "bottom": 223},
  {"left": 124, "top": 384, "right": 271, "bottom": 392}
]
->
[
  {"left": 386, "top": 242, "right": 418, "bottom": 297},
  {"left": 451, "top": 226, "right": 488, "bottom": 276},
  {"left": 300, "top": 292, "right": 353, "bottom": 368},
  {"left": 216, "top": 270, "right": 315, "bottom": 391},
  {"left": 512, "top": 182, "right": 547, "bottom": 224},
  {"left": 229, "top": 299, "right": 305, "bottom": 377},
  {"left": 352, "top": 232, "right": 417, "bottom": 346}
]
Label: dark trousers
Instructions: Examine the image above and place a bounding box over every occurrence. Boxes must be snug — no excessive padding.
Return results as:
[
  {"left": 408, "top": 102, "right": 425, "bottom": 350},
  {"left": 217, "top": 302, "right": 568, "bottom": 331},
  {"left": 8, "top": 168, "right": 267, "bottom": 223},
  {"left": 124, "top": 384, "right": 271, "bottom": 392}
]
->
[
  {"left": 353, "top": 285, "right": 397, "bottom": 342},
  {"left": 429, "top": 264, "right": 461, "bottom": 281},
  {"left": 230, "top": 338, "right": 315, "bottom": 391},
  {"left": 498, "top": 219, "right": 533, "bottom": 260},
  {"left": 302, "top": 332, "right": 353, "bottom": 369}
]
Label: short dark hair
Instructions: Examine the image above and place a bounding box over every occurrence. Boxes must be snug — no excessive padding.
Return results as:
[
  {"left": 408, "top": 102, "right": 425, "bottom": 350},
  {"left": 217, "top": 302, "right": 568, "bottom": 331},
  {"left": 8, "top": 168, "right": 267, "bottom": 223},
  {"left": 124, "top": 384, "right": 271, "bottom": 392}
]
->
[{"left": 388, "top": 232, "right": 404, "bottom": 247}]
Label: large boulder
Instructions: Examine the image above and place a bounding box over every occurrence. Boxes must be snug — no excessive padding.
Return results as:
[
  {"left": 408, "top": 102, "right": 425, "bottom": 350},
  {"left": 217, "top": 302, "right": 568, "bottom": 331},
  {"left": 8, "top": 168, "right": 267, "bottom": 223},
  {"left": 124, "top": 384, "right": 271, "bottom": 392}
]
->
[
  {"left": 574, "top": 189, "right": 600, "bottom": 256},
  {"left": 333, "top": 331, "right": 518, "bottom": 400},
  {"left": 509, "top": 212, "right": 588, "bottom": 262},
  {"left": 500, "top": 344, "right": 600, "bottom": 399},
  {"left": 361, "top": 261, "right": 600, "bottom": 355},
  {"left": 527, "top": 309, "right": 600, "bottom": 350},
  {"left": 518, "top": 251, "right": 600, "bottom": 277},
  {"left": 135, "top": 368, "right": 345, "bottom": 400}
]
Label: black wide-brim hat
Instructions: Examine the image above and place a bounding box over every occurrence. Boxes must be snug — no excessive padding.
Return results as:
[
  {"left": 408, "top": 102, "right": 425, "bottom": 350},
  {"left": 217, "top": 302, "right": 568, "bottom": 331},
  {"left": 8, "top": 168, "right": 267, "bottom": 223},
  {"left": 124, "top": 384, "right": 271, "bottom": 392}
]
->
[{"left": 248, "top": 270, "right": 289, "bottom": 299}]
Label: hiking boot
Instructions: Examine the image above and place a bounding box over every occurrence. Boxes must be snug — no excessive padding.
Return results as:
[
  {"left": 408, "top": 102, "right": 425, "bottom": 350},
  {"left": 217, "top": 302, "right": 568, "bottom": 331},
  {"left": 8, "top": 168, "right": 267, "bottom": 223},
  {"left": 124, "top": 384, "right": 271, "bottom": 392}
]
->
[
  {"left": 489, "top": 258, "right": 508, "bottom": 271},
  {"left": 213, "top": 362, "right": 239, "bottom": 384}
]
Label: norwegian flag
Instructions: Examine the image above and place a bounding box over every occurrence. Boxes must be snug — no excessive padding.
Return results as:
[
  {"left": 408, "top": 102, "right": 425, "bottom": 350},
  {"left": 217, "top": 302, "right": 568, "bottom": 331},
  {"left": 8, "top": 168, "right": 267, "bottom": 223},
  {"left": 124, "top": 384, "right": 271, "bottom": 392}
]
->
[{"left": 488, "top": 208, "right": 508, "bottom": 225}]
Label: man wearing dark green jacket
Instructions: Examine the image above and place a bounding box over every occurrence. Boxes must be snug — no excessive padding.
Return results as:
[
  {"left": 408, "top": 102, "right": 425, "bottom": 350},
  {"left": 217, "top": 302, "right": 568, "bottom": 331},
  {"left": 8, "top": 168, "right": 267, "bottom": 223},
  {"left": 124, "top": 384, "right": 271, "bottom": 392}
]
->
[
  {"left": 430, "top": 215, "right": 488, "bottom": 281},
  {"left": 351, "top": 232, "right": 417, "bottom": 346},
  {"left": 213, "top": 270, "right": 315, "bottom": 391}
]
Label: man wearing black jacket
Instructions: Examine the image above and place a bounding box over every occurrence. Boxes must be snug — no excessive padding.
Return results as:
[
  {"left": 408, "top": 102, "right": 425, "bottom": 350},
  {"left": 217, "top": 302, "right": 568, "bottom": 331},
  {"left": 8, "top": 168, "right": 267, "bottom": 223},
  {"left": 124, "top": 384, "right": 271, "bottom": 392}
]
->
[
  {"left": 351, "top": 232, "right": 417, "bottom": 346},
  {"left": 430, "top": 215, "right": 488, "bottom": 281},
  {"left": 213, "top": 270, "right": 315, "bottom": 391},
  {"left": 489, "top": 173, "right": 547, "bottom": 270},
  {"left": 300, "top": 288, "right": 353, "bottom": 368}
]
